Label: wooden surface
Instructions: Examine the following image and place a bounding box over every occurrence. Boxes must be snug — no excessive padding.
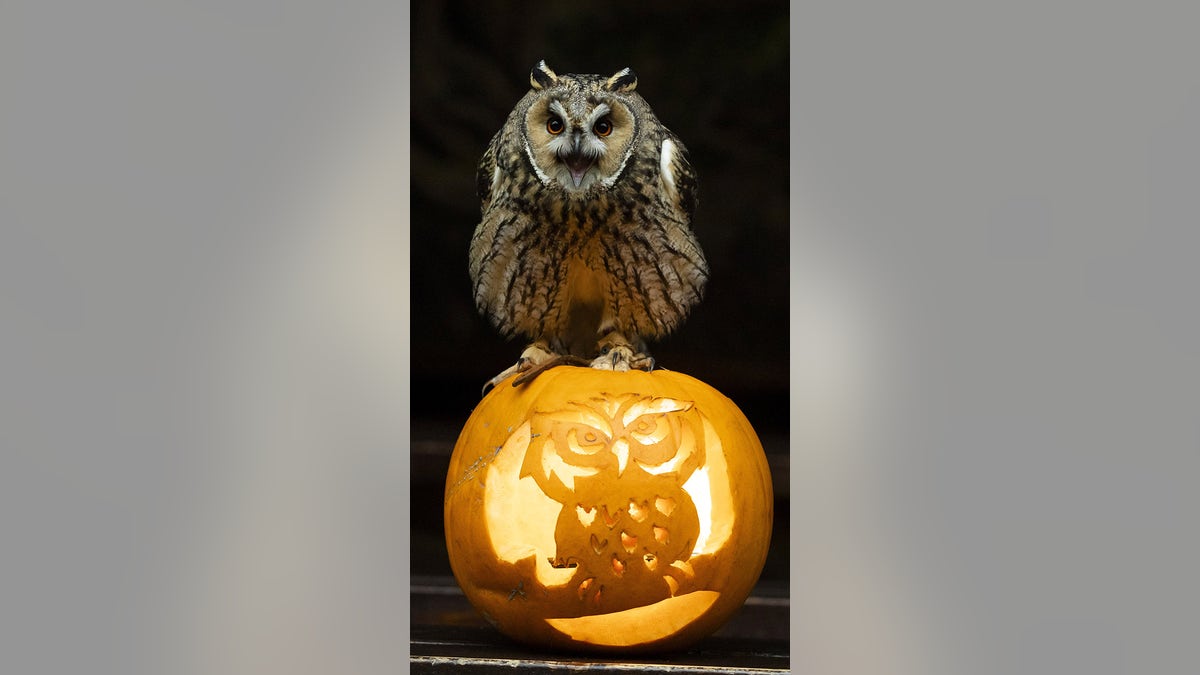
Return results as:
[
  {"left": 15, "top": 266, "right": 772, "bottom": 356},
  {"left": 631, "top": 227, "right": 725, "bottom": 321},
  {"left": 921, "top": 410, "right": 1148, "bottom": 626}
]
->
[{"left": 411, "top": 575, "right": 790, "bottom": 673}]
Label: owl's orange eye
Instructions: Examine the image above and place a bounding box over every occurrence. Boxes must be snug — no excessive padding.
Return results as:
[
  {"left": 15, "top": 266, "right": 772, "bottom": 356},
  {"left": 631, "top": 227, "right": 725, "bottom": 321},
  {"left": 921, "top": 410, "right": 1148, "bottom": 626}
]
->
[
  {"left": 547, "top": 115, "right": 565, "bottom": 135},
  {"left": 593, "top": 117, "right": 613, "bottom": 137}
]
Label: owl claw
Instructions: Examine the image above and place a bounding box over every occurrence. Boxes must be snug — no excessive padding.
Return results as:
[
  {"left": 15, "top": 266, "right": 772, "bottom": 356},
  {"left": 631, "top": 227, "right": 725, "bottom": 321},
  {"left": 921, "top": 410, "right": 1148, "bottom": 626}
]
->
[
  {"left": 483, "top": 342, "right": 594, "bottom": 394},
  {"left": 483, "top": 334, "right": 656, "bottom": 394},
  {"left": 590, "top": 344, "right": 654, "bottom": 372},
  {"left": 512, "top": 354, "right": 590, "bottom": 386},
  {"left": 482, "top": 363, "right": 520, "bottom": 395},
  {"left": 482, "top": 342, "right": 555, "bottom": 394}
]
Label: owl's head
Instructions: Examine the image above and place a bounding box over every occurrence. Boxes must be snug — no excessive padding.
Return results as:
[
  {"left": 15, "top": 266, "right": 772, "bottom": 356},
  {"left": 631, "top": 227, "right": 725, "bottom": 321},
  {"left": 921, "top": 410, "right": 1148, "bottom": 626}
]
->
[{"left": 520, "top": 60, "right": 646, "bottom": 193}]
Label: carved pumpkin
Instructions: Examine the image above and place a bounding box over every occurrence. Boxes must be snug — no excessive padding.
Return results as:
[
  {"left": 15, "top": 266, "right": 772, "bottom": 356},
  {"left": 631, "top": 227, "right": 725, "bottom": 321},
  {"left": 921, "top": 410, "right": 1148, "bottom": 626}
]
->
[{"left": 443, "top": 366, "right": 773, "bottom": 653}]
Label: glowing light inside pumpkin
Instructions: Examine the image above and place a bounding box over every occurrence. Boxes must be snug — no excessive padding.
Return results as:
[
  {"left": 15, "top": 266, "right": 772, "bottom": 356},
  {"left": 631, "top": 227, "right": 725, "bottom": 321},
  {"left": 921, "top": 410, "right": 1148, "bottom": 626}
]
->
[
  {"left": 681, "top": 466, "right": 712, "bottom": 556},
  {"left": 544, "top": 591, "right": 720, "bottom": 647},
  {"left": 483, "top": 421, "right": 576, "bottom": 588}
]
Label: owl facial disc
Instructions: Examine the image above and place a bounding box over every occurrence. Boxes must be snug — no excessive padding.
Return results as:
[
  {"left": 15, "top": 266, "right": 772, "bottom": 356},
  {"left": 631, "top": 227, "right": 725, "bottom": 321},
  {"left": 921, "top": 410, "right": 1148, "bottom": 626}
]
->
[{"left": 522, "top": 89, "right": 632, "bottom": 193}]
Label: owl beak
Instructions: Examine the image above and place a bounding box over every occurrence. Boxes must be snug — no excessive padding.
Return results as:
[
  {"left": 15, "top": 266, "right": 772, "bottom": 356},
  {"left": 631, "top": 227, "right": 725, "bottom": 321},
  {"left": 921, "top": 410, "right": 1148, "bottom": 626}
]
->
[
  {"left": 561, "top": 152, "right": 593, "bottom": 188},
  {"left": 560, "top": 134, "right": 593, "bottom": 188}
]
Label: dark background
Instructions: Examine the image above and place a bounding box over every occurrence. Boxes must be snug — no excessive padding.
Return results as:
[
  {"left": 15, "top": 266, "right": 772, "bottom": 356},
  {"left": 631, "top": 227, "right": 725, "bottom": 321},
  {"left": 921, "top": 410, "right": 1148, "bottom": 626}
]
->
[
  {"left": 409, "top": 0, "right": 792, "bottom": 589},
  {"left": 410, "top": 0, "right": 790, "bottom": 409}
]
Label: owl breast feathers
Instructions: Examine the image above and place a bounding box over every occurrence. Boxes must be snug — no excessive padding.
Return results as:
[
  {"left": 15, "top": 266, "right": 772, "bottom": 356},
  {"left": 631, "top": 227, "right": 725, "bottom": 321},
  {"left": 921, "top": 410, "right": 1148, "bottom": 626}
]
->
[{"left": 469, "top": 61, "right": 708, "bottom": 385}]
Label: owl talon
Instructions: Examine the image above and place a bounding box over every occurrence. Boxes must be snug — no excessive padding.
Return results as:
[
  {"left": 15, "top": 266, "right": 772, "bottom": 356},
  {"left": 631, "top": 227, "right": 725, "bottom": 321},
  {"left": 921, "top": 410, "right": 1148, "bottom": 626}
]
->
[
  {"left": 484, "top": 342, "right": 597, "bottom": 393},
  {"left": 512, "top": 354, "right": 590, "bottom": 386},
  {"left": 482, "top": 341, "right": 560, "bottom": 394},
  {"left": 590, "top": 343, "right": 654, "bottom": 372},
  {"left": 482, "top": 363, "right": 520, "bottom": 395}
]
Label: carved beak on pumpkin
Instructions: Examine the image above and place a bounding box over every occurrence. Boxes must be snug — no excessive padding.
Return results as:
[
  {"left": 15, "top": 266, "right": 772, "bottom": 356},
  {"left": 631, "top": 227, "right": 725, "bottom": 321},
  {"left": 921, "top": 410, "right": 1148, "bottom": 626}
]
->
[{"left": 613, "top": 438, "right": 630, "bottom": 476}]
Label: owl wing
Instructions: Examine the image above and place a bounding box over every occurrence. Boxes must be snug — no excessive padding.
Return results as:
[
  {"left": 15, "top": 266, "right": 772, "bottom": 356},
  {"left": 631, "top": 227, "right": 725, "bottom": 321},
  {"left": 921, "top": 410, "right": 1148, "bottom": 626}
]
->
[
  {"left": 470, "top": 128, "right": 527, "bottom": 335},
  {"left": 646, "top": 132, "right": 709, "bottom": 324},
  {"left": 662, "top": 131, "right": 699, "bottom": 225}
]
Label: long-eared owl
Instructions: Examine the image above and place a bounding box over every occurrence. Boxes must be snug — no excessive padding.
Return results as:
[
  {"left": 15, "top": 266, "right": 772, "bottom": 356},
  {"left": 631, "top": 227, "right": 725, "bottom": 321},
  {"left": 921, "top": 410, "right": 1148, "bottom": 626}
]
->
[{"left": 470, "top": 61, "right": 708, "bottom": 389}]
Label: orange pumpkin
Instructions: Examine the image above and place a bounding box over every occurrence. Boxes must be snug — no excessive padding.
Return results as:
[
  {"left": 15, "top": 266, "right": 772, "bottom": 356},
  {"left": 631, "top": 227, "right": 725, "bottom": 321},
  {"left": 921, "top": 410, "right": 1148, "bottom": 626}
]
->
[{"left": 443, "top": 366, "right": 773, "bottom": 653}]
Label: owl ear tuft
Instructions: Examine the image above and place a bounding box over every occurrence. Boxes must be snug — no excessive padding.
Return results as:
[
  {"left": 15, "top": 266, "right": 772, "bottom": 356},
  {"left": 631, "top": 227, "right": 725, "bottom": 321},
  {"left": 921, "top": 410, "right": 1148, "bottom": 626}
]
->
[
  {"left": 604, "top": 67, "right": 637, "bottom": 93},
  {"left": 530, "top": 60, "right": 558, "bottom": 90}
]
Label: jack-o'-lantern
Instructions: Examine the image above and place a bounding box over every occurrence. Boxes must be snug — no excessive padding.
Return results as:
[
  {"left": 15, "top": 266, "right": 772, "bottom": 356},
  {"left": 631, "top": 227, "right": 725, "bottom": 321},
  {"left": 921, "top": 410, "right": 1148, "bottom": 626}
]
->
[{"left": 443, "top": 366, "right": 773, "bottom": 653}]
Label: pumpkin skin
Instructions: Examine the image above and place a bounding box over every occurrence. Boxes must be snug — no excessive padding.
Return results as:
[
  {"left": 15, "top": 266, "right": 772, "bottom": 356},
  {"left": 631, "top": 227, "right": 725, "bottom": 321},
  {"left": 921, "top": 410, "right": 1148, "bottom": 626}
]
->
[{"left": 443, "top": 366, "right": 773, "bottom": 653}]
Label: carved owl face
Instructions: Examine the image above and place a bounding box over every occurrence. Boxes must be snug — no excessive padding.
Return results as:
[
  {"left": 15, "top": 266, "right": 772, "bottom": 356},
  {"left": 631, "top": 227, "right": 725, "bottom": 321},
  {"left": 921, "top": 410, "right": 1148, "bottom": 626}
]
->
[
  {"left": 521, "top": 61, "right": 642, "bottom": 192},
  {"left": 522, "top": 394, "right": 703, "bottom": 504}
]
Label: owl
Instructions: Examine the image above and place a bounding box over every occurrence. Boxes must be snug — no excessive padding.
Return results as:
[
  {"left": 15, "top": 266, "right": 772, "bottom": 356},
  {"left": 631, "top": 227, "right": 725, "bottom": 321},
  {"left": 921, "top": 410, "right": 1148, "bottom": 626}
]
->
[
  {"left": 519, "top": 394, "right": 706, "bottom": 613},
  {"left": 470, "top": 61, "right": 708, "bottom": 390}
]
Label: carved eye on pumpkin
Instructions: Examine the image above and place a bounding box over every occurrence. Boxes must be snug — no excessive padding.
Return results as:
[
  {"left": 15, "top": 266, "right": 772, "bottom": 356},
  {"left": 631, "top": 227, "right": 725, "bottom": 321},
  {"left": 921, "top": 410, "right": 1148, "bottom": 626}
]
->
[
  {"left": 627, "top": 413, "right": 671, "bottom": 444},
  {"left": 566, "top": 424, "right": 609, "bottom": 455}
]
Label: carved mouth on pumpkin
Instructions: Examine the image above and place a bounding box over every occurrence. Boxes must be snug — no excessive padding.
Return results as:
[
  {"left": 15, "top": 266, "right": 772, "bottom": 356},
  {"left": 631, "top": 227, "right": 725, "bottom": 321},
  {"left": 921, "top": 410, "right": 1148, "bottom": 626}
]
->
[{"left": 544, "top": 590, "right": 720, "bottom": 647}]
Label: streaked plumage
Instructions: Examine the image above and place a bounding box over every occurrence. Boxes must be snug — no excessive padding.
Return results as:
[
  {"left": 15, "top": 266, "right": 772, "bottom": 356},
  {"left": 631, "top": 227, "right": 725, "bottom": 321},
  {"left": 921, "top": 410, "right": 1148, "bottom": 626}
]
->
[{"left": 470, "top": 61, "right": 707, "bottom": 388}]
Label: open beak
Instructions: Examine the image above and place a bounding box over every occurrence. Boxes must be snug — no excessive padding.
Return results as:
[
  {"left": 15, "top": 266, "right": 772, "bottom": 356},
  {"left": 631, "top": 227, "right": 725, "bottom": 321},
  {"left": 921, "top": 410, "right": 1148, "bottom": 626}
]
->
[{"left": 560, "top": 133, "right": 594, "bottom": 187}]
